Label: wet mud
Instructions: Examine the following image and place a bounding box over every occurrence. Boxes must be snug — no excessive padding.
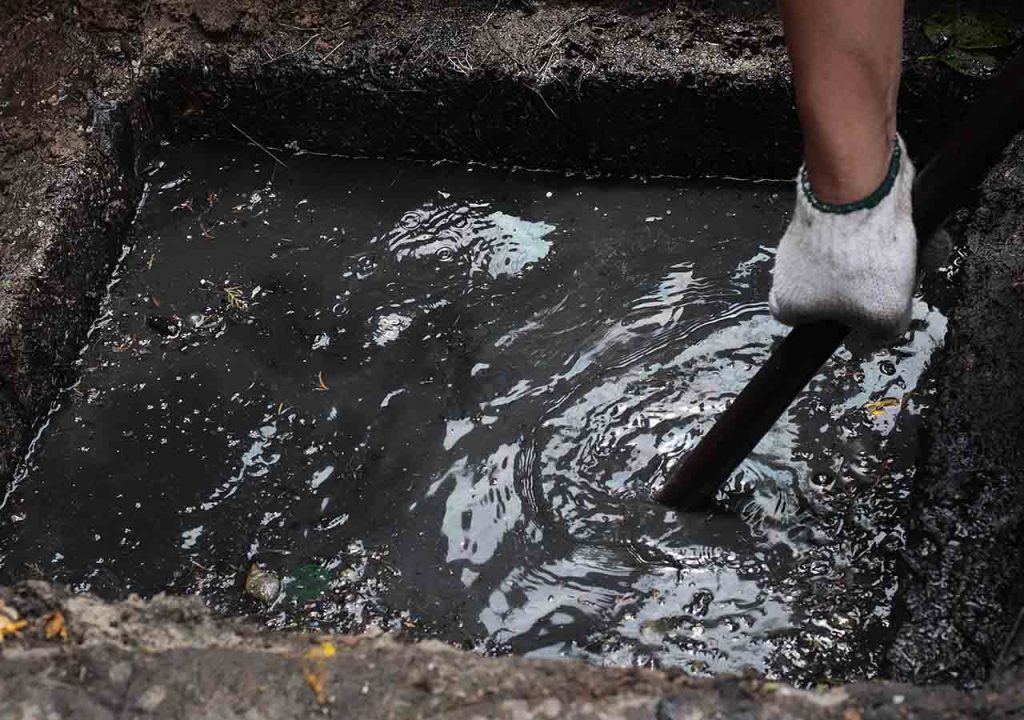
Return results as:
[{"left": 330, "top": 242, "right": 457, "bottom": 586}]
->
[
  {"left": 2, "top": 140, "right": 948, "bottom": 685},
  {"left": 889, "top": 134, "right": 1024, "bottom": 686}
]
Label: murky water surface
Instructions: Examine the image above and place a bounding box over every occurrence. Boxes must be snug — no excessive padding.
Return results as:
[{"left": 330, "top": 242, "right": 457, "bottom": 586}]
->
[{"left": 1, "top": 141, "right": 947, "bottom": 683}]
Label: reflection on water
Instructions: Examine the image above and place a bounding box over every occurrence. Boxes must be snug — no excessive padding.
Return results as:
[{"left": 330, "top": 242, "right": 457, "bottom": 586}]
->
[{"left": 0, "top": 141, "right": 947, "bottom": 684}]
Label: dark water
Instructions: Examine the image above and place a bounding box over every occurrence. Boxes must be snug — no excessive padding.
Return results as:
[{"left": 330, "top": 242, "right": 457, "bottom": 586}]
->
[{"left": 0, "top": 141, "right": 946, "bottom": 684}]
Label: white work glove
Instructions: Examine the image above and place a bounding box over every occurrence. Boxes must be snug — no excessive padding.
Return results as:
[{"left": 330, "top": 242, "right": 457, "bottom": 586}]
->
[{"left": 769, "top": 135, "right": 917, "bottom": 340}]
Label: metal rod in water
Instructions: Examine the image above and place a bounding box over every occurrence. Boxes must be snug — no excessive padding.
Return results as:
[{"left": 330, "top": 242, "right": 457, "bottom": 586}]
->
[{"left": 656, "top": 49, "right": 1024, "bottom": 511}]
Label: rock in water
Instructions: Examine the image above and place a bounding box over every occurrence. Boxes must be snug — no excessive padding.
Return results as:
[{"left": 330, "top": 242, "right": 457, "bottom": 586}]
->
[{"left": 244, "top": 564, "right": 280, "bottom": 603}]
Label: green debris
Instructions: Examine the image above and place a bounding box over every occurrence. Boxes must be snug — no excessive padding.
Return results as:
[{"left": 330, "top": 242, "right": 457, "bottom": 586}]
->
[
  {"left": 930, "top": 45, "right": 1002, "bottom": 77},
  {"left": 287, "top": 563, "right": 333, "bottom": 603},
  {"left": 923, "top": 1, "right": 1015, "bottom": 77}
]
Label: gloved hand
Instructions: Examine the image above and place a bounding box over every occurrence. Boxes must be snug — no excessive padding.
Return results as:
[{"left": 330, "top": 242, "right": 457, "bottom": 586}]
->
[{"left": 769, "top": 135, "right": 917, "bottom": 340}]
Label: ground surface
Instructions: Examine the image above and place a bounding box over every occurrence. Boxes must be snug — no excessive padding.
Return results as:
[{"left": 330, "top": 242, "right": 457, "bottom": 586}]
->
[
  {"left": 2, "top": 582, "right": 1023, "bottom": 720},
  {"left": 3, "top": 0, "right": 1024, "bottom": 714}
]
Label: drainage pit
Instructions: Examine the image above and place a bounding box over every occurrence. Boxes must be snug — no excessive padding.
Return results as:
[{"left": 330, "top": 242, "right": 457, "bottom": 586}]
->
[{"left": 0, "top": 139, "right": 948, "bottom": 686}]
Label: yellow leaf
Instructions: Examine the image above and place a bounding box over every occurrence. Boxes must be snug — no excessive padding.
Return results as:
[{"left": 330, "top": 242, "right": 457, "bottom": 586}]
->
[
  {"left": 302, "top": 664, "right": 327, "bottom": 705},
  {"left": 43, "top": 610, "right": 69, "bottom": 641},
  {"left": 303, "top": 640, "right": 337, "bottom": 660},
  {"left": 0, "top": 617, "right": 28, "bottom": 641},
  {"left": 864, "top": 397, "right": 902, "bottom": 417},
  {"left": 301, "top": 640, "right": 337, "bottom": 705}
]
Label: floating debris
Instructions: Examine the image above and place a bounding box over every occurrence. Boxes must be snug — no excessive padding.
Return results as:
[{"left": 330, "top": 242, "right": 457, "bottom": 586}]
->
[
  {"left": 864, "top": 397, "right": 902, "bottom": 417},
  {"left": 145, "top": 314, "right": 181, "bottom": 337},
  {"left": 223, "top": 286, "right": 248, "bottom": 310},
  {"left": 288, "top": 563, "right": 333, "bottom": 603}
]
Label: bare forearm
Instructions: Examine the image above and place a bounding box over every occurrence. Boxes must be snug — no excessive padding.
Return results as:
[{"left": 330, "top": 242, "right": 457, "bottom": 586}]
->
[{"left": 778, "top": 0, "right": 905, "bottom": 203}]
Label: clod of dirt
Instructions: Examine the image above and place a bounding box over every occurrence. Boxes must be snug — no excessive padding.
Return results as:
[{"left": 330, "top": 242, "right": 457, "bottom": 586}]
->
[
  {"left": 192, "top": 0, "right": 241, "bottom": 36},
  {"left": 244, "top": 565, "right": 281, "bottom": 605}
]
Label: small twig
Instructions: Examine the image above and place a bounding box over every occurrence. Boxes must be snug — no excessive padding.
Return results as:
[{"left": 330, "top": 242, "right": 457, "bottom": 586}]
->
[
  {"left": 38, "top": 77, "right": 62, "bottom": 96},
  {"left": 449, "top": 53, "right": 474, "bottom": 76},
  {"left": 410, "top": 38, "right": 438, "bottom": 68},
  {"left": 276, "top": 21, "right": 321, "bottom": 31},
  {"left": 997, "top": 605, "right": 1024, "bottom": 668},
  {"left": 319, "top": 39, "right": 346, "bottom": 63},
  {"left": 229, "top": 122, "right": 287, "bottom": 167},
  {"left": 475, "top": 0, "right": 501, "bottom": 30},
  {"left": 530, "top": 85, "right": 559, "bottom": 119},
  {"left": 261, "top": 33, "right": 321, "bottom": 66}
]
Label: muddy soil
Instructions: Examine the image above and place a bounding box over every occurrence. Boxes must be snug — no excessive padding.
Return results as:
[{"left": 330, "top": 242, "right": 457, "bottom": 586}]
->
[
  {"left": 2, "top": 581, "right": 1024, "bottom": 720},
  {"left": 888, "top": 132, "right": 1024, "bottom": 686}
]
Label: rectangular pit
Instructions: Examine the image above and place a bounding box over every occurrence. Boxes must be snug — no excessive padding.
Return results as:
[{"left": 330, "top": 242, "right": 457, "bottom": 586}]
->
[
  {"left": 2, "top": 0, "right": 1024, "bottom": 698},
  {"left": 1, "top": 137, "right": 950, "bottom": 685}
]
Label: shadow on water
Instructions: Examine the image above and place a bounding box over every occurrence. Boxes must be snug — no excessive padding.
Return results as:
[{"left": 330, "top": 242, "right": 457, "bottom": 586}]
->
[{"left": 0, "top": 140, "right": 948, "bottom": 685}]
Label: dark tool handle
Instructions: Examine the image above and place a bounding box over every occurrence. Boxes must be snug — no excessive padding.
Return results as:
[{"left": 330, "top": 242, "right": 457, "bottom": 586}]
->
[{"left": 656, "top": 49, "right": 1024, "bottom": 510}]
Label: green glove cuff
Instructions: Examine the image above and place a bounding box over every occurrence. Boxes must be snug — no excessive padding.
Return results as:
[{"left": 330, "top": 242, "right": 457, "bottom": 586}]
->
[{"left": 799, "top": 139, "right": 902, "bottom": 215}]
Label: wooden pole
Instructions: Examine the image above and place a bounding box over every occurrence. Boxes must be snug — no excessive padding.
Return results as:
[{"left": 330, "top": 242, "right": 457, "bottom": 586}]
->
[{"left": 656, "top": 50, "right": 1024, "bottom": 510}]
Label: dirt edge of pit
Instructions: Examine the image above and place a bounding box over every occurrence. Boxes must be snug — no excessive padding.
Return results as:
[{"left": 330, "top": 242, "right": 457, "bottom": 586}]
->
[
  {"left": 3, "top": 0, "right": 1024, "bottom": 701},
  {"left": 3, "top": 580, "right": 1023, "bottom": 720}
]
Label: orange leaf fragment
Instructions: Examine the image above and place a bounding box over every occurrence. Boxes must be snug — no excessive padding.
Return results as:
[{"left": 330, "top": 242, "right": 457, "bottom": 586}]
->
[
  {"left": 43, "top": 610, "right": 69, "bottom": 641},
  {"left": 301, "top": 641, "right": 337, "bottom": 705}
]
